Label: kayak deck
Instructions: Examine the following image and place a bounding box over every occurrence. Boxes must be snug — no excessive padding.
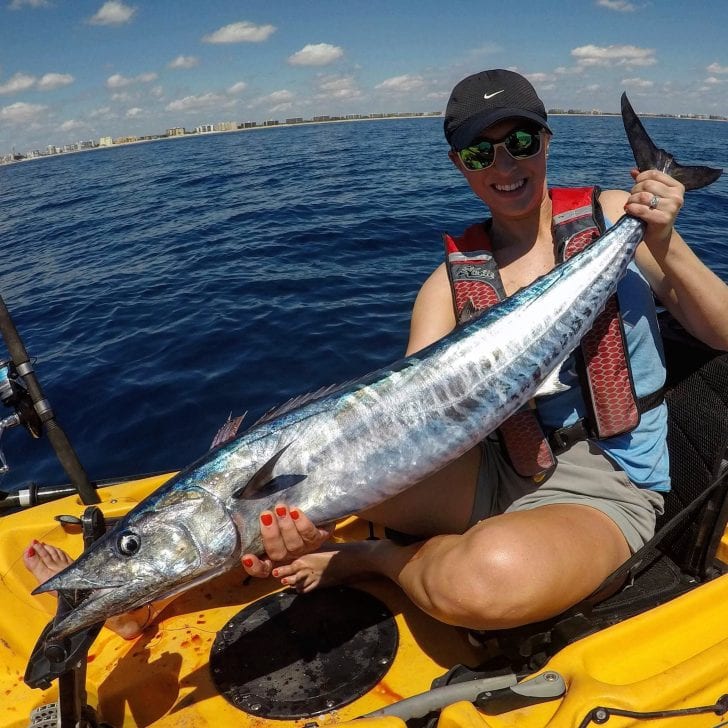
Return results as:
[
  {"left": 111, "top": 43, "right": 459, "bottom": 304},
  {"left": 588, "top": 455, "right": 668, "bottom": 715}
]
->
[{"left": 1, "top": 475, "right": 727, "bottom": 727}]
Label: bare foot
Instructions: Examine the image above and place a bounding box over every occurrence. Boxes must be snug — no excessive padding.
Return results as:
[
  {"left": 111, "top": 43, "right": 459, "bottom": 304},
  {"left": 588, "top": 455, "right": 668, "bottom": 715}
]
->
[
  {"left": 23, "top": 540, "right": 73, "bottom": 594},
  {"left": 272, "top": 542, "right": 378, "bottom": 593},
  {"left": 24, "top": 540, "right": 167, "bottom": 640}
]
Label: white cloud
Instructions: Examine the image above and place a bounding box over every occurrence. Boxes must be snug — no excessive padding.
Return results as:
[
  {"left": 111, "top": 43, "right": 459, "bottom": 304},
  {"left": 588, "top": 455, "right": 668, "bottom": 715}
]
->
[
  {"left": 0, "top": 101, "right": 47, "bottom": 124},
  {"left": 571, "top": 44, "right": 656, "bottom": 67},
  {"left": 59, "top": 119, "right": 89, "bottom": 133},
  {"left": 37, "top": 73, "right": 74, "bottom": 91},
  {"left": 227, "top": 81, "right": 248, "bottom": 94},
  {"left": 554, "top": 65, "right": 583, "bottom": 76},
  {"left": 375, "top": 74, "right": 426, "bottom": 93},
  {"left": 288, "top": 43, "right": 344, "bottom": 67},
  {"left": 168, "top": 55, "right": 199, "bottom": 70},
  {"left": 9, "top": 0, "right": 51, "bottom": 8},
  {"left": 704, "top": 76, "right": 724, "bottom": 86},
  {"left": 126, "top": 107, "right": 143, "bottom": 118},
  {"left": 621, "top": 77, "right": 654, "bottom": 88},
  {"left": 525, "top": 72, "right": 552, "bottom": 84},
  {"left": 596, "top": 0, "right": 636, "bottom": 11},
  {"left": 202, "top": 21, "right": 276, "bottom": 44},
  {"left": 88, "top": 106, "right": 114, "bottom": 119},
  {"left": 314, "top": 75, "right": 363, "bottom": 101},
  {"left": 0, "top": 71, "right": 75, "bottom": 94},
  {"left": 707, "top": 62, "right": 728, "bottom": 74},
  {"left": 0, "top": 72, "right": 36, "bottom": 95},
  {"left": 252, "top": 89, "right": 294, "bottom": 113},
  {"left": 88, "top": 1, "right": 136, "bottom": 26},
  {"left": 106, "top": 72, "right": 157, "bottom": 89},
  {"left": 166, "top": 93, "right": 228, "bottom": 113}
]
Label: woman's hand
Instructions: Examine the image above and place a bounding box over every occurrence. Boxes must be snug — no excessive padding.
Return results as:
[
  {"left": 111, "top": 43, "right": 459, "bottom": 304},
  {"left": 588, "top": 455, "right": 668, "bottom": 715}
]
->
[
  {"left": 241, "top": 504, "right": 333, "bottom": 578},
  {"left": 624, "top": 168, "right": 684, "bottom": 250}
]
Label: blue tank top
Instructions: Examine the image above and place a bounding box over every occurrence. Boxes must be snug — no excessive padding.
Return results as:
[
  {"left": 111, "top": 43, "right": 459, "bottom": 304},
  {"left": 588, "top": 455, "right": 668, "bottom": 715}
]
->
[{"left": 536, "top": 257, "right": 670, "bottom": 492}]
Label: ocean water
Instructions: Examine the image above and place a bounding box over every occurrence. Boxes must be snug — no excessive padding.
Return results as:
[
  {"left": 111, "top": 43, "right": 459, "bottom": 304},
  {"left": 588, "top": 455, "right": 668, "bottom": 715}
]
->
[{"left": 0, "top": 115, "right": 726, "bottom": 491}]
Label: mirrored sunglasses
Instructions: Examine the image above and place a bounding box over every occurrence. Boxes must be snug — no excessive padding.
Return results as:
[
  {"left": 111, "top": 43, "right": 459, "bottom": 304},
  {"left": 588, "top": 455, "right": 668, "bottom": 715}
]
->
[{"left": 457, "top": 129, "right": 544, "bottom": 171}]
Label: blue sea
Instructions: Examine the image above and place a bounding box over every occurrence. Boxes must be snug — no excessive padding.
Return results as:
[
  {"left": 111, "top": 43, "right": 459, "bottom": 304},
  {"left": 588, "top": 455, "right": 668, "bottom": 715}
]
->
[{"left": 0, "top": 115, "right": 726, "bottom": 492}]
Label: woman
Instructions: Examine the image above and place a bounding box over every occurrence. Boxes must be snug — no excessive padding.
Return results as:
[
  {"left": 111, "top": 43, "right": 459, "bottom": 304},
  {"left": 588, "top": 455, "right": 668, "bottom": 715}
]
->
[{"left": 241, "top": 70, "right": 728, "bottom": 631}]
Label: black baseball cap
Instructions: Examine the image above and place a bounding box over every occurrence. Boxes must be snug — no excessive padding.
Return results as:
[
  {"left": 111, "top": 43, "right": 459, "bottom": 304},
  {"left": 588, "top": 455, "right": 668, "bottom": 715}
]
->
[{"left": 444, "top": 69, "right": 551, "bottom": 150}]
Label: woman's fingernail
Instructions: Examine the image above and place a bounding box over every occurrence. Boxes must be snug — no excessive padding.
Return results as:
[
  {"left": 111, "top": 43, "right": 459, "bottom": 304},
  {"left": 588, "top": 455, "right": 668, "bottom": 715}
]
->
[
  {"left": 32, "top": 539, "right": 39, "bottom": 545},
  {"left": 272, "top": 569, "right": 279, "bottom": 578},
  {"left": 261, "top": 513, "right": 273, "bottom": 527},
  {"left": 27, "top": 546, "right": 36, "bottom": 557},
  {"left": 243, "top": 558, "right": 253, "bottom": 568},
  {"left": 290, "top": 509, "right": 300, "bottom": 521},
  {"left": 275, "top": 506, "right": 287, "bottom": 517}
]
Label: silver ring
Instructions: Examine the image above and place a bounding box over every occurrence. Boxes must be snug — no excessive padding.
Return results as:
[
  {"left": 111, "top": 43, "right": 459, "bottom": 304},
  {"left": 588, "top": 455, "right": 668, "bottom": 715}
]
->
[{"left": 648, "top": 194, "right": 660, "bottom": 210}]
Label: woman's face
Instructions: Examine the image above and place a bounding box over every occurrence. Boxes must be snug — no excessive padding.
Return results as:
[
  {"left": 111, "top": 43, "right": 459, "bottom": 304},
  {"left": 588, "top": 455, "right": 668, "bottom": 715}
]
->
[{"left": 450, "top": 119, "right": 550, "bottom": 219}]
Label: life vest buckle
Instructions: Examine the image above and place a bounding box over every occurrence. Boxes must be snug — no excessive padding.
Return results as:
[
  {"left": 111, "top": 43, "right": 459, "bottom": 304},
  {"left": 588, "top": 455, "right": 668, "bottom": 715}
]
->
[{"left": 548, "top": 419, "right": 590, "bottom": 455}]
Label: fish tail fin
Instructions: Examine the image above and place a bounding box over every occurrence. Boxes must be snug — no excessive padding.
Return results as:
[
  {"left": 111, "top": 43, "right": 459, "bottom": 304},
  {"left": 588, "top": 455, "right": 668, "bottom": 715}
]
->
[{"left": 621, "top": 93, "right": 722, "bottom": 190}]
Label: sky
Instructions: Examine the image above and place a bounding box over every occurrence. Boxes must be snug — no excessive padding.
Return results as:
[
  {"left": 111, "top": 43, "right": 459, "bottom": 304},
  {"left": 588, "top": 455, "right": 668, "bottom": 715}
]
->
[{"left": 1, "top": 0, "right": 727, "bottom": 154}]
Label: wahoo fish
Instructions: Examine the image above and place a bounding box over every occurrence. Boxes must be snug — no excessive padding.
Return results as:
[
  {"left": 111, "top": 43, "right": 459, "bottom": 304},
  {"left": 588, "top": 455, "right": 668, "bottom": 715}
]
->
[{"left": 36, "top": 95, "right": 721, "bottom": 642}]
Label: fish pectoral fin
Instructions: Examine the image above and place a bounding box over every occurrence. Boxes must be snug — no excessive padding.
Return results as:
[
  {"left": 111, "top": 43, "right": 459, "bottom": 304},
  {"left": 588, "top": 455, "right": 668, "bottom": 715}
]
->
[{"left": 232, "top": 443, "right": 306, "bottom": 499}]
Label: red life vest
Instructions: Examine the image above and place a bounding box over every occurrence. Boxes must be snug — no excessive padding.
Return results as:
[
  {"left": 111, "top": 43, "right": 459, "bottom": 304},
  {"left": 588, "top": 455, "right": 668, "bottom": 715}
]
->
[{"left": 443, "top": 187, "right": 640, "bottom": 478}]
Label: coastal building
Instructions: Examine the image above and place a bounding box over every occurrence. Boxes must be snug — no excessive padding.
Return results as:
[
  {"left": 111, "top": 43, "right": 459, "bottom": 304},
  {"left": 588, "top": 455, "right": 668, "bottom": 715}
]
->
[
  {"left": 166, "top": 127, "right": 186, "bottom": 137},
  {"left": 99, "top": 136, "right": 113, "bottom": 147}
]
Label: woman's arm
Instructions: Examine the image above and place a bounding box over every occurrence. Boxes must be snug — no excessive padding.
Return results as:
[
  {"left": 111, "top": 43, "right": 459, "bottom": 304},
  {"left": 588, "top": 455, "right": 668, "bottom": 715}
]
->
[
  {"left": 405, "top": 263, "right": 458, "bottom": 355},
  {"left": 600, "top": 171, "right": 728, "bottom": 351}
]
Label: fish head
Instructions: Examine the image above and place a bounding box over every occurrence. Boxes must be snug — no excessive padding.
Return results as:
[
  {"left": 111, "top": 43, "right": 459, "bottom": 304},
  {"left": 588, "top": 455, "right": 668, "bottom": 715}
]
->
[{"left": 35, "top": 483, "right": 239, "bottom": 640}]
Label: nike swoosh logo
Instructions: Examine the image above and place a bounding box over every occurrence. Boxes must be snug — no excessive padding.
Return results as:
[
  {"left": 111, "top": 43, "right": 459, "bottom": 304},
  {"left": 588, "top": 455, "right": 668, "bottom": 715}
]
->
[{"left": 483, "top": 90, "right": 504, "bottom": 100}]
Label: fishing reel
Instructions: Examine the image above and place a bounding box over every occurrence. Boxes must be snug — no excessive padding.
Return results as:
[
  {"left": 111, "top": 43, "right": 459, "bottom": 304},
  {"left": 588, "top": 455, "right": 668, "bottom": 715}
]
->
[{"left": 0, "top": 358, "right": 43, "bottom": 474}]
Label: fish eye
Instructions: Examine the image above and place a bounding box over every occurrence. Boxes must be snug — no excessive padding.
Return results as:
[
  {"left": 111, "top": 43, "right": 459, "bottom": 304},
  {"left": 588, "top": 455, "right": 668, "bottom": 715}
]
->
[{"left": 117, "top": 530, "right": 141, "bottom": 556}]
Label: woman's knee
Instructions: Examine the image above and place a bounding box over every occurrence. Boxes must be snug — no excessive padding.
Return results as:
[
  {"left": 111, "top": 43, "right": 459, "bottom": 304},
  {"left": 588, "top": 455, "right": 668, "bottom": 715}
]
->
[
  {"left": 417, "top": 535, "right": 539, "bottom": 628},
  {"left": 416, "top": 511, "right": 613, "bottom": 629}
]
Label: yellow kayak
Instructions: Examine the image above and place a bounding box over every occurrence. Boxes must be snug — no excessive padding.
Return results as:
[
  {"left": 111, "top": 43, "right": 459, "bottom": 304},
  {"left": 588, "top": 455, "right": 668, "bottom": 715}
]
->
[{"left": 1, "top": 466, "right": 727, "bottom": 728}]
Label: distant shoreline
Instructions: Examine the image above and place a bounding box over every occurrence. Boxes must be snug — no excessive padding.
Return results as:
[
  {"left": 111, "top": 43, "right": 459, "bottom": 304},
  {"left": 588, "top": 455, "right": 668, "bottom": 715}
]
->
[{"left": 3, "top": 111, "right": 726, "bottom": 167}]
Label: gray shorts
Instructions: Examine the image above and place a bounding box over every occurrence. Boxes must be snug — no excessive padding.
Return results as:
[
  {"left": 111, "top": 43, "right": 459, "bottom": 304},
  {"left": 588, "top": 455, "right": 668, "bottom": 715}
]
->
[{"left": 470, "top": 438, "right": 665, "bottom": 553}]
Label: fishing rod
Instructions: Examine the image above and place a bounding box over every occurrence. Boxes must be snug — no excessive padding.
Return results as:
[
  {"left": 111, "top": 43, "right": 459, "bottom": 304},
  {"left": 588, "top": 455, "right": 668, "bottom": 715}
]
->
[{"left": 0, "top": 293, "right": 99, "bottom": 505}]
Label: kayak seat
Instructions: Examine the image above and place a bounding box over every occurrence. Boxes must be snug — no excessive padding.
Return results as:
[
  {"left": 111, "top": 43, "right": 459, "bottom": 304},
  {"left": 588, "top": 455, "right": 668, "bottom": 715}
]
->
[{"left": 485, "top": 313, "right": 728, "bottom": 672}]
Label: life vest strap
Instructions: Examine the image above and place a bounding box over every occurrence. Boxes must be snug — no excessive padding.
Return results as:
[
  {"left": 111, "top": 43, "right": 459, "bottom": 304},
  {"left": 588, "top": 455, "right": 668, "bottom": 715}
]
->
[{"left": 444, "top": 229, "right": 556, "bottom": 480}]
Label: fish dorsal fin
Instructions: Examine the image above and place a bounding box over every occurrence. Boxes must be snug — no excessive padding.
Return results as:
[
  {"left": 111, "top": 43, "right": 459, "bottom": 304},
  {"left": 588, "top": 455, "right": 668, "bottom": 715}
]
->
[
  {"left": 231, "top": 442, "right": 294, "bottom": 500},
  {"left": 251, "top": 384, "right": 345, "bottom": 427},
  {"left": 209, "top": 412, "right": 246, "bottom": 450},
  {"left": 459, "top": 297, "right": 481, "bottom": 324}
]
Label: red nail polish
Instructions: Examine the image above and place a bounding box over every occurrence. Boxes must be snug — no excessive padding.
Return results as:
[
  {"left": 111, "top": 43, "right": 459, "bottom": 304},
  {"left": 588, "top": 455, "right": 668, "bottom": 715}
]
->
[
  {"left": 32, "top": 539, "right": 39, "bottom": 545},
  {"left": 27, "top": 546, "right": 36, "bottom": 557},
  {"left": 261, "top": 513, "right": 273, "bottom": 527},
  {"left": 275, "top": 506, "right": 287, "bottom": 517},
  {"left": 290, "top": 509, "right": 300, "bottom": 521},
  {"left": 272, "top": 569, "right": 279, "bottom": 578},
  {"left": 243, "top": 558, "right": 253, "bottom": 568}
]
